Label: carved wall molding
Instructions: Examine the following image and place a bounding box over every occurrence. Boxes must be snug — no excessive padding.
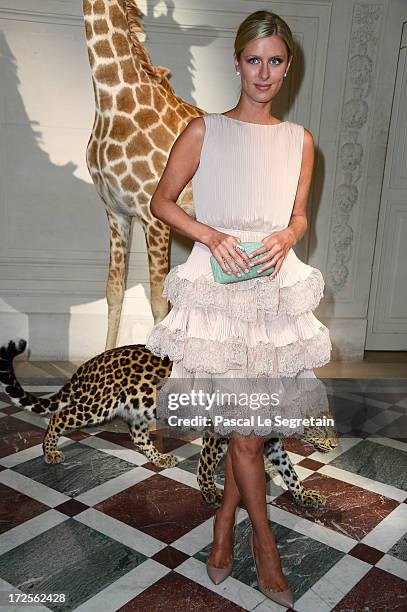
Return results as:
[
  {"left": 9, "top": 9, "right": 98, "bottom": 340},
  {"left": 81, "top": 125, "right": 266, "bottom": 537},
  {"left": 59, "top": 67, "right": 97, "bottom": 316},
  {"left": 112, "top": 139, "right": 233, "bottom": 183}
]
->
[{"left": 327, "top": 3, "right": 383, "bottom": 295}]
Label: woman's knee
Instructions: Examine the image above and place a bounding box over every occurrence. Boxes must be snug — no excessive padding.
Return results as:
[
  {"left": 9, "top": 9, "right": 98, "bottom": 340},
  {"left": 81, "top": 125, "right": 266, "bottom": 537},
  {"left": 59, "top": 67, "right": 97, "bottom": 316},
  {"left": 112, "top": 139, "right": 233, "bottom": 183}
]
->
[{"left": 230, "top": 435, "right": 264, "bottom": 459}]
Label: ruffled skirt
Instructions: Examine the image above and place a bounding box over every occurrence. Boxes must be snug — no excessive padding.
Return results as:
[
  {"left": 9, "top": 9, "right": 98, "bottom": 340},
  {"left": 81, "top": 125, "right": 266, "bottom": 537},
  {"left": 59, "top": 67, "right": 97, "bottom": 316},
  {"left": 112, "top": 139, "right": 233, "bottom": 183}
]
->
[{"left": 145, "top": 228, "right": 333, "bottom": 438}]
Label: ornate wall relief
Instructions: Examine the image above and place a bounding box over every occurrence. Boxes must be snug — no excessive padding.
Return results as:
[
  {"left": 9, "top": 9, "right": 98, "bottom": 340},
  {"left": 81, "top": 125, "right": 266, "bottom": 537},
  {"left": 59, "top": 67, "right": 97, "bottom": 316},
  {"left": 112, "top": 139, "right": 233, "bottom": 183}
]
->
[{"left": 328, "top": 3, "right": 383, "bottom": 294}]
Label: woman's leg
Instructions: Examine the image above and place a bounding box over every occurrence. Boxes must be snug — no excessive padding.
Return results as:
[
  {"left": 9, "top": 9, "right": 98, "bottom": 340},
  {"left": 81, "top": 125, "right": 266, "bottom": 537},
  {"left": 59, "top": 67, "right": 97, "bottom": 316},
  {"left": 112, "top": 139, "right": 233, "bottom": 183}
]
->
[
  {"left": 207, "top": 442, "right": 240, "bottom": 567},
  {"left": 228, "top": 433, "right": 289, "bottom": 591}
]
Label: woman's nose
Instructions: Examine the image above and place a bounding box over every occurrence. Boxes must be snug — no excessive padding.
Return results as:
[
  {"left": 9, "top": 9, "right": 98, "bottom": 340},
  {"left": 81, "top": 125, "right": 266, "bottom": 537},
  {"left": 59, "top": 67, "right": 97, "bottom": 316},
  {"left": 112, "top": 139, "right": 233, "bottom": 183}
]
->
[{"left": 259, "top": 67, "right": 269, "bottom": 80}]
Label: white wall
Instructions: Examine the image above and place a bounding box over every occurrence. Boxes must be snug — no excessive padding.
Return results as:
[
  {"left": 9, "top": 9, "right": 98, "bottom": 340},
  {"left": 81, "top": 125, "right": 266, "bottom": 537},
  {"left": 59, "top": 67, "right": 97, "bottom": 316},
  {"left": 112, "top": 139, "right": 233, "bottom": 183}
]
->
[
  {"left": 0, "top": 0, "right": 153, "bottom": 359},
  {"left": 0, "top": 0, "right": 406, "bottom": 360}
]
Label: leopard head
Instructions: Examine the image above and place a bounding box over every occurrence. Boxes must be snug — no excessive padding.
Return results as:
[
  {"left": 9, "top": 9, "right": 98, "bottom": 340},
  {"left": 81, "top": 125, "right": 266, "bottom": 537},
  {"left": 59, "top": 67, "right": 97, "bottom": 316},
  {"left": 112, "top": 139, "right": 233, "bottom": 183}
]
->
[{"left": 302, "top": 411, "right": 339, "bottom": 453}]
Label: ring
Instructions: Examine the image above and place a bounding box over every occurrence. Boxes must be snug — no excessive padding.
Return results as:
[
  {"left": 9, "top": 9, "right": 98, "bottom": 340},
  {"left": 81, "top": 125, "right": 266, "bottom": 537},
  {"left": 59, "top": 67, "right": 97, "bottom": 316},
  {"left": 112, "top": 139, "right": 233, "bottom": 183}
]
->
[{"left": 234, "top": 244, "right": 245, "bottom": 253}]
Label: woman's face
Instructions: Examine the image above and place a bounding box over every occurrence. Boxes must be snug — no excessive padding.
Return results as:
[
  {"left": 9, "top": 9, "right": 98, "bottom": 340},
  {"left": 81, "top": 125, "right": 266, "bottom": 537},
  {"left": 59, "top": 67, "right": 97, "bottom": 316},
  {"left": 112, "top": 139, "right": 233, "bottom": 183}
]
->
[{"left": 235, "top": 35, "right": 291, "bottom": 102}]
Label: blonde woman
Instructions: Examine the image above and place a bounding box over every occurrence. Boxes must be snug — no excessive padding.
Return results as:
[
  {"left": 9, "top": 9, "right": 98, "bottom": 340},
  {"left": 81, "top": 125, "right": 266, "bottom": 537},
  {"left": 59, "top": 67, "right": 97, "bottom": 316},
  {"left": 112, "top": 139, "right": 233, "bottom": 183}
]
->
[{"left": 146, "top": 10, "right": 332, "bottom": 608}]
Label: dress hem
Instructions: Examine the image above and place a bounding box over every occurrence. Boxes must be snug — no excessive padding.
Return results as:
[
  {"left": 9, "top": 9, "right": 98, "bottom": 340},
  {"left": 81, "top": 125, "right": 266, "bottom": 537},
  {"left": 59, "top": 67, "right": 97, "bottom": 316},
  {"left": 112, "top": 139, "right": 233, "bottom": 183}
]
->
[{"left": 145, "top": 324, "right": 332, "bottom": 377}]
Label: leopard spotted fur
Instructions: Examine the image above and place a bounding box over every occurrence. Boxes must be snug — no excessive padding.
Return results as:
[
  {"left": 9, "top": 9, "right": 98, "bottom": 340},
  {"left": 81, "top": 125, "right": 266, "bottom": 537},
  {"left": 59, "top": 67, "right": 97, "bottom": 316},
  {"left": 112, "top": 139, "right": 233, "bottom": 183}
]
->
[{"left": 0, "top": 341, "right": 336, "bottom": 508}]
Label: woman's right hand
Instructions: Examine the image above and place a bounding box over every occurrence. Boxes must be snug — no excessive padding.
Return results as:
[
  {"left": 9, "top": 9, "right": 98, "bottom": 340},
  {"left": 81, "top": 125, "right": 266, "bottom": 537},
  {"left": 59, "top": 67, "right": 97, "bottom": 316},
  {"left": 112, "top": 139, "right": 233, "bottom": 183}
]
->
[{"left": 206, "top": 231, "right": 251, "bottom": 277}]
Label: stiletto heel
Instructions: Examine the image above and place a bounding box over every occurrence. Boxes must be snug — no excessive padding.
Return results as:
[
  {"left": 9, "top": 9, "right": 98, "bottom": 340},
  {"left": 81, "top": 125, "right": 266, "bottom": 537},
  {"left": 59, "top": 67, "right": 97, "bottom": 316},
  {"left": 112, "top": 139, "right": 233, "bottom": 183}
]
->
[
  {"left": 206, "top": 515, "right": 235, "bottom": 585},
  {"left": 250, "top": 529, "right": 294, "bottom": 608}
]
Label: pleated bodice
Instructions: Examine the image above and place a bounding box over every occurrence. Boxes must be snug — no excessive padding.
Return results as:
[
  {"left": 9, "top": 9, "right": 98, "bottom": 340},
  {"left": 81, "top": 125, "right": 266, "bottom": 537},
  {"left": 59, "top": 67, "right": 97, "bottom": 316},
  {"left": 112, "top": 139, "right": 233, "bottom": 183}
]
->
[{"left": 192, "top": 113, "right": 304, "bottom": 234}]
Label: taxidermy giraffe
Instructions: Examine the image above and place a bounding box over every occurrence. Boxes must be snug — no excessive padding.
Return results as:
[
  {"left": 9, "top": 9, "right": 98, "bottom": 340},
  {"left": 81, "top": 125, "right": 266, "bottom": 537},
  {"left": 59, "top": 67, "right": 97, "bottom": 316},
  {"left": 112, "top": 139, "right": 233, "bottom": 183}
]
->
[{"left": 83, "top": 0, "right": 205, "bottom": 349}]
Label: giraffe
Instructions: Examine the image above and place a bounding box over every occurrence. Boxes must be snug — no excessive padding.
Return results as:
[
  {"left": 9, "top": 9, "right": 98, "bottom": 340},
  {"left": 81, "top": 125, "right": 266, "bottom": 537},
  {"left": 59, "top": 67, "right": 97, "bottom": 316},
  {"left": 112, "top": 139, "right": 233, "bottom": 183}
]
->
[{"left": 83, "top": 0, "right": 206, "bottom": 349}]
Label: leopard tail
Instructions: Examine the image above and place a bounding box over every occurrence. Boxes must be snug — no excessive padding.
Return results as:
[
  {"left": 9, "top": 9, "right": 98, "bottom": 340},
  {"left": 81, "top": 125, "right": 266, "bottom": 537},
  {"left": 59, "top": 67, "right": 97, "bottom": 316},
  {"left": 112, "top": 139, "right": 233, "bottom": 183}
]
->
[{"left": 0, "top": 340, "right": 68, "bottom": 415}]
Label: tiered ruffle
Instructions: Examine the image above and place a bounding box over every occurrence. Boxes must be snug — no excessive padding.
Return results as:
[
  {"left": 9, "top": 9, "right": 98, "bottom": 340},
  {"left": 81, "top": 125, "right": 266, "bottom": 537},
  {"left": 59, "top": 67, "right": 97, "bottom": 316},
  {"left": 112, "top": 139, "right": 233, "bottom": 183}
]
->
[
  {"left": 145, "top": 265, "right": 332, "bottom": 378},
  {"left": 147, "top": 321, "right": 331, "bottom": 378},
  {"left": 155, "top": 373, "right": 332, "bottom": 437},
  {"left": 162, "top": 265, "right": 325, "bottom": 320}
]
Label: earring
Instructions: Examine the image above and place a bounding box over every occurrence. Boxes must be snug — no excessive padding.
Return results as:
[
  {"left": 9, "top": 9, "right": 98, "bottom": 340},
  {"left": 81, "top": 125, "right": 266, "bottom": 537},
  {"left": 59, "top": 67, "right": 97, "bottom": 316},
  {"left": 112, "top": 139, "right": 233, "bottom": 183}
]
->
[
  {"left": 284, "top": 72, "right": 287, "bottom": 78},
  {"left": 236, "top": 71, "right": 240, "bottom": 76}
]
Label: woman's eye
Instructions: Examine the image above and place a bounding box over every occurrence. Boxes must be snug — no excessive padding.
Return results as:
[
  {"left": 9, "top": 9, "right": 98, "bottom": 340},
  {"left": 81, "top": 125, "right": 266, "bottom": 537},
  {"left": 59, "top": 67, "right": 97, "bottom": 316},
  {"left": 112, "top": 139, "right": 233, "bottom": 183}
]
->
[{"left": 248, "top": 58, "right": 282, "bottom": 65}]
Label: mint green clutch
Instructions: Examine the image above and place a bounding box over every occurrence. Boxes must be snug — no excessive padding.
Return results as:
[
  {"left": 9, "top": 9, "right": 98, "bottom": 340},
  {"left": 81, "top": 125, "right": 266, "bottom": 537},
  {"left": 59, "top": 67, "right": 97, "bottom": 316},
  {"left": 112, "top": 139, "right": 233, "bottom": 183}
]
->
[{"left": 210, "top": 241, "right": 275, "bottom": 284}]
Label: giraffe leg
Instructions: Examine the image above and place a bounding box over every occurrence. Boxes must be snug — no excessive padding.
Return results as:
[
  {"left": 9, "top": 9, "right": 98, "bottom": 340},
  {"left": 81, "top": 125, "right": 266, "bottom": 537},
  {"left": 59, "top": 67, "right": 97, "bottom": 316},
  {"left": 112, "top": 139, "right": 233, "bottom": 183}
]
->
[
  {"left": 105, "top": 209, "right": 132, "bottom": 350},
  {"left": 142, "top": 218, "right": 171, "bottom": 324}
]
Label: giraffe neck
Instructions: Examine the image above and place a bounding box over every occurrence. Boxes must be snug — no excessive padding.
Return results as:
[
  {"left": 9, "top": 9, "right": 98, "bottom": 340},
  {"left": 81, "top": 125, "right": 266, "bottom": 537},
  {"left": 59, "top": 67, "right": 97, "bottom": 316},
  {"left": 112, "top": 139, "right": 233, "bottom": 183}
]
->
[{"left": 83, "top": 0, "right": 169, "bottom": 107}]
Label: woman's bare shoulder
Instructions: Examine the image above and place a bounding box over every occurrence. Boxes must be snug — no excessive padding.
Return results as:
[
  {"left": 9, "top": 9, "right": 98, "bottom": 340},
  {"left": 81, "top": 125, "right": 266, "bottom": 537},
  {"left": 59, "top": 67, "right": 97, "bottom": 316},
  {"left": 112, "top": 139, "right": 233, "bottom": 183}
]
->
[
  {"left": 303, "top": 127, "right": 315, "bottom": 149},
  {"left": 289, "top": 122, "right": 314, "bottom": 149},
  {"left": 176, "top": 119, "right": 206, "bottom": 163},
  {"left": 290, "top": 122, "right": 314, "bottom": 141},
  {"left": 174, "top": 114, "right": 206, "bottom": 150},
  {"left": 186, "top": 114, "right": 208, "bottom": 132}
]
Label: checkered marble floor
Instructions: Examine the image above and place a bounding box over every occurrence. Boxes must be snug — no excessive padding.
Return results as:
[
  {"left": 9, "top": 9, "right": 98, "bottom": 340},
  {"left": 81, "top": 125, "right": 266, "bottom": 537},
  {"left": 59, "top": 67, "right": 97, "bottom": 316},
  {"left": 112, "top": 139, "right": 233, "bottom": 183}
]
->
[{"left": 0, "top": 380, "right": 406, "bottom": 612}]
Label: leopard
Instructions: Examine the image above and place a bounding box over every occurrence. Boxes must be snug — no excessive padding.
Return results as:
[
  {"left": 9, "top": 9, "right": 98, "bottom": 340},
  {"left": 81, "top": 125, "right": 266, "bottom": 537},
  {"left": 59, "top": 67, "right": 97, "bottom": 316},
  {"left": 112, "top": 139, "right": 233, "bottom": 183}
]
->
[
  {"left": 0, "top": 340, "right": 177, "bottom": 468},
  {"left": 0, "top": 340, "right": 337, "bottom": 508},
  {"left": 198, "top": 412, "right": 338, "bottom": 507},
  {"left": 301, "top": 420, "right": 338, "bottom": 453}
]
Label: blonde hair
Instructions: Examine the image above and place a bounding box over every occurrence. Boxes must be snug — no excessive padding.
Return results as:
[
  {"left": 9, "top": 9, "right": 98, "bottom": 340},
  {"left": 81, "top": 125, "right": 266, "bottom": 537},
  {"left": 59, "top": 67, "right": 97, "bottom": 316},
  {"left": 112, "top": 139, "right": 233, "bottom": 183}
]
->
[{"left": 234, "top": 10, "right": 294, "bottom": 62}]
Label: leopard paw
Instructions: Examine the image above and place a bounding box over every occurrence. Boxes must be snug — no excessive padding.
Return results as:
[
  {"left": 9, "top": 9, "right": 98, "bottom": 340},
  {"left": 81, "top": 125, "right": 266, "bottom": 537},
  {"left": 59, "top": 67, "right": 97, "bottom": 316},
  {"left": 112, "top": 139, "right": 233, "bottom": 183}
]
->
[
  {"left": 293, "top": 488, "right": 327, "bottom": 508},
  {"left": 200, "top": 486, "right": 224, "bottom": 506},
  {"left": 264, "top": 458, "right": 275, "bottom": 473},
  {"left": 44, "top": 450, "right": 65, "bottom": 464},
  {"left": 155, "top": 453, "right": 178, "bottom": 468}
]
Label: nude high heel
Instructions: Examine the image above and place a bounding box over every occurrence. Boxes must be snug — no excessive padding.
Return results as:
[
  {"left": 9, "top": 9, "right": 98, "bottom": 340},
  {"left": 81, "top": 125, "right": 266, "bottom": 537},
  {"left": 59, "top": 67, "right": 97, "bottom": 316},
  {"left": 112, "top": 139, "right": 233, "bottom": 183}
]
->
[
  {"left": 250, "top": 530, "right": 294, "bottom": 608},
  {"left": 206, "top": 515, "right": 235, "bottom": 585}
]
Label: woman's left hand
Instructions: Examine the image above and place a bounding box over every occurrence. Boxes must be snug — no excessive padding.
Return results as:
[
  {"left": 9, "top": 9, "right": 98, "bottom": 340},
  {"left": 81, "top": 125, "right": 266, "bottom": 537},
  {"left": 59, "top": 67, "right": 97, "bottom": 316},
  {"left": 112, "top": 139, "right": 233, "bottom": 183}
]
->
[{"left": 248, "top": 229, "right": 295, "bottom": 280}]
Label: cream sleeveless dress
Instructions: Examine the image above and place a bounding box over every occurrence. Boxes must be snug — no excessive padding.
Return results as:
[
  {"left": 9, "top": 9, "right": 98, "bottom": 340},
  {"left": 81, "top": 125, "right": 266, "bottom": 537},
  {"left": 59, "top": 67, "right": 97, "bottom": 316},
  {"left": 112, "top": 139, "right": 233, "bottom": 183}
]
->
[{"left": 145, "top": 113, "right": 332, "bottom": 437}]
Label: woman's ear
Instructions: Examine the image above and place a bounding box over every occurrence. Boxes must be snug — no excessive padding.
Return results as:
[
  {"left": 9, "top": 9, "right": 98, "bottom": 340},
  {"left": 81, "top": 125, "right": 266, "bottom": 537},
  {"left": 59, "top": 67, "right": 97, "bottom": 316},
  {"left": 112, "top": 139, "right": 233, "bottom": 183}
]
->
[{"left": 233, "top": 53, "right": 239, "bottom": 72}]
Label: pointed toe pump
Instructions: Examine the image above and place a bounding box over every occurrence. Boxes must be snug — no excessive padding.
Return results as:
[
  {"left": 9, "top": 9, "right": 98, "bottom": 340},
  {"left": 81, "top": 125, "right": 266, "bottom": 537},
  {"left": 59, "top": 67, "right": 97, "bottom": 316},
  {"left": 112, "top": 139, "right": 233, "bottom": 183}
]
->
[
  {"left": 250, "top": 530, "right": 294, "bottom": 608},
  {"left": 206, "top": 560, "right": 233, "bottom": 585},
  {"left": 206, "top": 516, "right": 235, "bottom": 585}
]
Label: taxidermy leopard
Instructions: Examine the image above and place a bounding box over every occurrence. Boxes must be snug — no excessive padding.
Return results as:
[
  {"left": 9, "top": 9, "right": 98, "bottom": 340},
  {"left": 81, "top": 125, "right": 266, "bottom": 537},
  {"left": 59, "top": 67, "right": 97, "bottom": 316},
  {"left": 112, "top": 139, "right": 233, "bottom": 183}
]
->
[{"left": 0, "top": 341, "right": 337, "bottom": 508}]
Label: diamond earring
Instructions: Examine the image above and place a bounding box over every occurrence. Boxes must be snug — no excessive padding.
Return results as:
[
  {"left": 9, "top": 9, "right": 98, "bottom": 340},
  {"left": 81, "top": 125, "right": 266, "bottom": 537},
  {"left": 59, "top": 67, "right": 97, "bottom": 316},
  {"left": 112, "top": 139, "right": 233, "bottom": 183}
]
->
[{"left": 236, "top": 71, "right": 240, "bottom": 76}]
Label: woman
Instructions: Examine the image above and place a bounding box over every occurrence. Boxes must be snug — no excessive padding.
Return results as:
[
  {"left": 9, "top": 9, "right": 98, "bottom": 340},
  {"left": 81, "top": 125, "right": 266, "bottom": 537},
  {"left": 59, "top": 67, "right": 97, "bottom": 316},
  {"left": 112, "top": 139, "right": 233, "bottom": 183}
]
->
[{"left": 146, "top": 10, "right": 332, "bottom": 608}]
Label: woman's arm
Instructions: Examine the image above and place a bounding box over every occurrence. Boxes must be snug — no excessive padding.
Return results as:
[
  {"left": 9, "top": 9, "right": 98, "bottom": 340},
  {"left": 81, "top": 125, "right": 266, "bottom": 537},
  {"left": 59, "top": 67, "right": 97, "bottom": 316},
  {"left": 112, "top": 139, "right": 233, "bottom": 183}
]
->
[
  {"left": 284, "top": 127, "right": 315, "bottom": 247},
  {"left": 150, "top": 116, "right": 250, "bottom": 275},
  {"left": 150, "top": 117, "right": 214, "bottom": 245}
]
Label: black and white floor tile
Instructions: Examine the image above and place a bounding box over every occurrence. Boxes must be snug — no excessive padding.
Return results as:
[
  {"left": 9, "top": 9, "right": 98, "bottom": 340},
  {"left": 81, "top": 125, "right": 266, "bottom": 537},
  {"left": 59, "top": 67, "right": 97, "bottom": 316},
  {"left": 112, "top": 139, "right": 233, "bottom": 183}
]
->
[{"left": 0, "top": 380, "right": 406, "bottom": 611}]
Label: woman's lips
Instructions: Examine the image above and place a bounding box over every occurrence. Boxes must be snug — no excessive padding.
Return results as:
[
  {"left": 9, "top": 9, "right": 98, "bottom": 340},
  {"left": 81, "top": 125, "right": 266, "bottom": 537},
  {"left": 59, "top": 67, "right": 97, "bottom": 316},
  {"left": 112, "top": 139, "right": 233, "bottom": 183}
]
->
[{"left": 254, "top": 84, "right": 271, "bottom": 91}]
